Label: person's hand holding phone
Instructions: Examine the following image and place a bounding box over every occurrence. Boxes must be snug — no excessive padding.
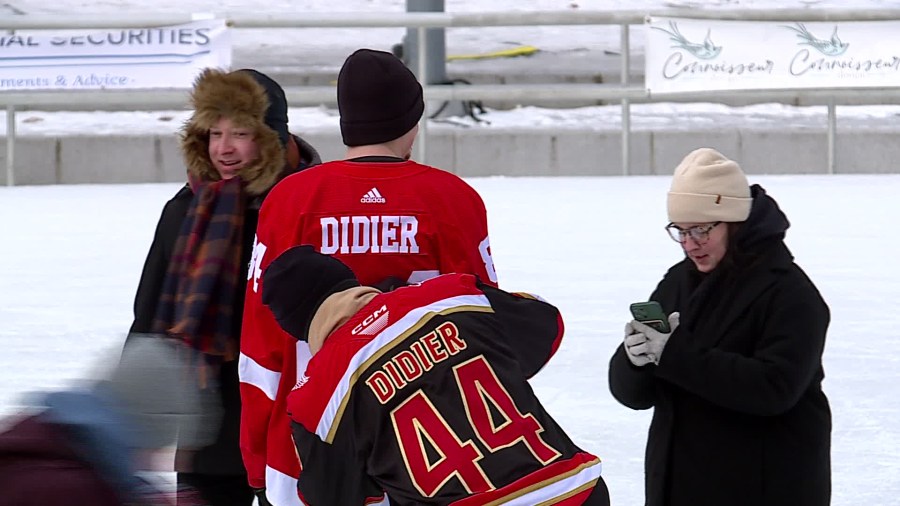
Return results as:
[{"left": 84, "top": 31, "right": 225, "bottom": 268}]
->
[
  {"left": 624, "top": 321, "right": 655, "bottom": 367},
  {"left": 627, "top": 312, "right": 680, "bottom": 366}
]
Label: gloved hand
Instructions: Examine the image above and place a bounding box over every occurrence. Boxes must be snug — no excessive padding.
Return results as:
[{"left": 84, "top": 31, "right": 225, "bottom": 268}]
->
[
  {"left": 625, "top": 312, "right": 680, "bottom": 366},
  {"left": 372, "top": 275, "right": 408, "bottom": 292},
  {"left": 253, "top": 488, "right": 273, "bottom": 506},
  {"left": 623, "top": 321, "right": 654, "bottom": 367}
]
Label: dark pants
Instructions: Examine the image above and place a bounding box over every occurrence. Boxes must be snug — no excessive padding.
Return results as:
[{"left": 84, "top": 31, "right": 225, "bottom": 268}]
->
[{"left": 177, "top": 473, "right": 254, "bottom": 506}]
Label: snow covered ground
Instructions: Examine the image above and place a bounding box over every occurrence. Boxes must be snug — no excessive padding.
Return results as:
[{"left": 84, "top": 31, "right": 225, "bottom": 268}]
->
[{"left": 2, "top": 174, "right": 898, "bottom": 505}]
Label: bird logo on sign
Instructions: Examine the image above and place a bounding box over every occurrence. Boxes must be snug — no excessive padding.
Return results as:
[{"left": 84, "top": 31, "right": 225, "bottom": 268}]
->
[
  {"left": 784, "top": 23, "right": 849, "bottom": 56},
  {"left": 651, "top": 21, "right": 722, "bottom": 60}
]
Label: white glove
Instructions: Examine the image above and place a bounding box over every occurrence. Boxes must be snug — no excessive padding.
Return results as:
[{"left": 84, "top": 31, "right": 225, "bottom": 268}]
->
[
  {"left": 623, "top": 321, "right": 654, "bottom": 367},
  {"left": 625, "top": 312, "right": 680, "bottom": 366}
]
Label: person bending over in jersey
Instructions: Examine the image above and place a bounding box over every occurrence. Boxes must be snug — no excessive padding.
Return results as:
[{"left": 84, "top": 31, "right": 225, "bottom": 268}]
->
[{"left": 259, "top": 245, "right": 610, "bottom": 506}]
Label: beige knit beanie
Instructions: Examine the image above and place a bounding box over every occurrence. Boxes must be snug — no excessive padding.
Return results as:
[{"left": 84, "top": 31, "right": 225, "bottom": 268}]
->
[
  {"left": 308, "top": 286, "right": 381, "bottom": 355},
  {"left": 667, "top": 148, "right": 752, "bottom": 223}
]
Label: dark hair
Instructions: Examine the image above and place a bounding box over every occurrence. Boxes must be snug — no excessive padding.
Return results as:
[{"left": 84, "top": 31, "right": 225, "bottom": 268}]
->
[{"left": 718, "top": 222, "right": 743, "bottom": 271}]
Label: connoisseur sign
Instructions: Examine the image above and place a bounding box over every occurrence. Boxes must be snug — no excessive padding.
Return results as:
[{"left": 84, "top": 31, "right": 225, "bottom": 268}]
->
[
  {"left": 0, "top": 18, "right": 230, "bottom": 90},
  {"left": 646, "top": 16, "right": 900, "bottom": 93}
]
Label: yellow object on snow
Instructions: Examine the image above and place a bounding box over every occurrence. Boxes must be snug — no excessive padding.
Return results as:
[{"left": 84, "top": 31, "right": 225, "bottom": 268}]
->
[{"left": 446, "top": 45, "right": 539, "bottom": 61}]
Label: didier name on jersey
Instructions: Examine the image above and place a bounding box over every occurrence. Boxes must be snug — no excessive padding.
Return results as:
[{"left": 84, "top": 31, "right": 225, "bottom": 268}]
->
[{"left": 319, "top": 215, "right": 420, "bottom": 255}]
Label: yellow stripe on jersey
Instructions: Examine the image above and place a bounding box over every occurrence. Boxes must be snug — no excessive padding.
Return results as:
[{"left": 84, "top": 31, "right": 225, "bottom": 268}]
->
[{"left": 483, "top": 457, "right": 602, "bottom": 506}]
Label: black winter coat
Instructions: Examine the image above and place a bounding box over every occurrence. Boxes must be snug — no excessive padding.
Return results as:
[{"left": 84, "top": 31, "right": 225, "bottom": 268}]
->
[
  {"left": 129, "top": 134, "right": 320, "bottom": 475},
  {"left": 608, "top": 185, "right": 831, "bottom": 506},
  {"left": 130, "top": 184, "right": 252, "bottom": 476}
]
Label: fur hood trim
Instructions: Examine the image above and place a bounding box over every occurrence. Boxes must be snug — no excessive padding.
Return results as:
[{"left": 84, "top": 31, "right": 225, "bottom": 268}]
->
[{"left": 180, "top": 68, "right": 285, "bottom": 196}]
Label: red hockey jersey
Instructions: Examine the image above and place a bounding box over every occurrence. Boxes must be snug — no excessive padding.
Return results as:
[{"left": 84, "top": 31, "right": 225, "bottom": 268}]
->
[
  {"left": 288, "top": 274, "right": 607, "bottom": 506},
  {"left": 238, "top": 159, "right": 498, "bottom": 505}
]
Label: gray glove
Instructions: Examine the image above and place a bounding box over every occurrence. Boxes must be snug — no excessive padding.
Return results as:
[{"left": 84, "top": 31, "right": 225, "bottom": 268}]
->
[
  {"left": 623, "top": 321, "right": 654, "bottom": 367},
  {"left": 625, "top": 312, "right": 680, "bottom": 366}
]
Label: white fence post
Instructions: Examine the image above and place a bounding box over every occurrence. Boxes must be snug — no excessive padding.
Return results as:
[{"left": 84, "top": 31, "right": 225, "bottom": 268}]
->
[
  {"left": 827, "top": 100, "right": 836, "bottom": 175},
  {"left": 415, "top": 26, "right": 429, "bottom": 165},
  {"left": 620, "top": 23, "right": 631, "bottom": 177},
  {"left": 5, "top": 105, "right": 14, "bottom": 187}
]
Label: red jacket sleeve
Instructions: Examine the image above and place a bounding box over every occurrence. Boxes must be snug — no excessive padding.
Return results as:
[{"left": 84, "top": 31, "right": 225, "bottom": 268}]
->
[{"left": 238, "top": 185, "right": 297, "bottom": 489}]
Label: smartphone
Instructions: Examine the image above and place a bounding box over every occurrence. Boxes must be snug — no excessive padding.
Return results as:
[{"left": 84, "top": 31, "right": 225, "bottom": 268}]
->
[{"left": 629, "top": 301, "right": 671, "bottom": 333}]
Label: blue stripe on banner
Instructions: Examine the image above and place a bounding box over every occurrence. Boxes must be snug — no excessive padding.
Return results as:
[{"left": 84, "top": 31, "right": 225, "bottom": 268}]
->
[
  {"left": 1, "top": 60, "right": 207, "bottom": 69},
  {"left": 0, "top": 49, "right": 212, "bottom": 63}
]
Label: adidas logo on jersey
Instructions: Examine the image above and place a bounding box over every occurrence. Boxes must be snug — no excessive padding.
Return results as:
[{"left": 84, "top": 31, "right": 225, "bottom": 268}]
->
[{"left": 360, "top": 187, "right": 386, "bottom": 204}]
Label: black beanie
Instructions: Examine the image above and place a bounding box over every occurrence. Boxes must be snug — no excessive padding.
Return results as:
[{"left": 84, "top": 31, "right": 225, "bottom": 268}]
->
[
  {"left": 262, "top": 246, "right": 360, "bottom": 341},
  {"left": 337, "top": 49, "right": 425, "bottom": 146},
  {"left": 239, "top": 68, "right": 290, "bottom": 147}
]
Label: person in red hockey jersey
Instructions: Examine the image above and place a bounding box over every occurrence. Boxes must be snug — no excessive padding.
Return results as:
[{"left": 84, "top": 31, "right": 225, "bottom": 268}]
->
[
  {"left": 260, "top": 245, "right": 609, "bottom": 506},
  {"left": 238, "top": 49, "right": 499, "bottom": 505}
]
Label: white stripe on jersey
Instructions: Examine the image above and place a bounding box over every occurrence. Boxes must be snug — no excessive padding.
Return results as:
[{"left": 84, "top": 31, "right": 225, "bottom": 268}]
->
[
  {"left": 265, "top": 465, "right": 304, "bottom": 506},
  {"left": 501, "top": 459, "right": 602, "bottom": 506},
  {"left": 238, "top": 352, "right": 281, "bottom": 401},
  {"left": 315, "top": 294, "right": 492, "bottom": 442}
]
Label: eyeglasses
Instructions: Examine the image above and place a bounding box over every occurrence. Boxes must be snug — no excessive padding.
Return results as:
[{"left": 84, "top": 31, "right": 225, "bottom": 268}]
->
[{"left": 665, "top": 221, "right": 722, "bottom": 244}]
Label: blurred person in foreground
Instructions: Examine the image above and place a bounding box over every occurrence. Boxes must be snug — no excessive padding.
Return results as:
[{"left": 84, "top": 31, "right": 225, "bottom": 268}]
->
[
  {"left": 129, "top": 68, "right": 320, "bottom": 506},
  {"left": 0, "top": 337, "right": 208, "bottom": 506},
  {"left": 238, "top": 49, "right": 498, "bottom": 505},
  {"left": 608, "top": 148, "right": 831, "bottom": 506},
  {"left": 260, "top": 245, "right": 609, "bottom": 505}
]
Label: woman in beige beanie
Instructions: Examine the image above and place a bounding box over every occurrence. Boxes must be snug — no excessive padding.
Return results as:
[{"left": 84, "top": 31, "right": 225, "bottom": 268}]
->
[{"left": 608, "top": 148, "right": 832, "bottom": 506}]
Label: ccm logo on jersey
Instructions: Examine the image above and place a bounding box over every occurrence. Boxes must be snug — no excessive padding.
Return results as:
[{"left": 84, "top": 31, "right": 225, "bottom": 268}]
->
[
  {"left": 352, "top": 304, "right": 389, "bottom": 336},
  {"left": 320, "top": 216, "right": 419, "bottom": 255}
]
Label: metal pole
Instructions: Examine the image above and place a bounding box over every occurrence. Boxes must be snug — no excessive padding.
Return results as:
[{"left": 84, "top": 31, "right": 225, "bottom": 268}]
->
[
  {"left": 415, "top": 26, "right": 428, "bottom": 164},
  {"left": 404, "top": 0, "right": 447, "bottom": 85},
  {"left": 6, "top": 105, "right": 14, "bottom": 187},
  {"left": 621, "top": 24, "right": 631, "bottom": 176},
  {"left": 827, "top": 100, "right": 836, "bottom": 175}
]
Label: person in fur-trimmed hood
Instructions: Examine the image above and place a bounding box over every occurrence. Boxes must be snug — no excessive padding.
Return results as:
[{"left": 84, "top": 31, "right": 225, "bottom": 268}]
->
[{"left": 128, "top": 68, "right": 320, "bottom": 506}]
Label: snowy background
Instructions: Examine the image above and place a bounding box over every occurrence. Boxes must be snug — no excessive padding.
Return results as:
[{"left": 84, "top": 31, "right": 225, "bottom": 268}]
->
[
  {"left": 3, "top": 1, "right": 900, "bottom": 505},
  {"left": 2, "top": 175, "right": 899, "bottom": 505},
  {"left": 11, "top": 0, "right": 900, "bottom": 71},
  {"left": 5, "top": 0, "right": 900, "bottom": 136}
]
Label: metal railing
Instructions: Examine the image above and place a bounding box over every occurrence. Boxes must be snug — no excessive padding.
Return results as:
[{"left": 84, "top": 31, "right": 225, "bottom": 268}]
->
[{"left": 4, "top": 8, "right": 900, "bottom": 185}]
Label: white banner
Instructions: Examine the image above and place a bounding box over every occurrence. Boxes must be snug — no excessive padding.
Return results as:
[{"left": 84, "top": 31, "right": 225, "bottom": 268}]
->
[
  {"left": 646, "top": 17, "right": 900, "bottom": 93},
  {"left": 0, "top": 19, "right": 231, "bottom": 90}
]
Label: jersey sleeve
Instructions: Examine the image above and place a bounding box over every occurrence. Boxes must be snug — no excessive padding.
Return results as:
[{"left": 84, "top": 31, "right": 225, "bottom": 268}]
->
[
  {"left": 238, "top": 184, "right": 296, "bottom": 488},
  {"left": 292, "top": 421, "right": 387, "bottom": 506},
  {"left": 478, "top": 282, "right": 564, "bottom": 378},
  {"left": 439, "top": 181, "right": 499, "bottom": 287}
]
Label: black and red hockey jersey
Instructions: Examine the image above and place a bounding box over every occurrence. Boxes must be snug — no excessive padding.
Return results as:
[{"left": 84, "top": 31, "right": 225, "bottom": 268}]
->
[{"left": 288, "top": 273, "right": 607, "bottom": 506}]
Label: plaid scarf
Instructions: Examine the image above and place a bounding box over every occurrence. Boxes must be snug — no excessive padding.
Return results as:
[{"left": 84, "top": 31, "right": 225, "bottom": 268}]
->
[{"left": 153, "top": 177, "right": 246, "bottom": 366}]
